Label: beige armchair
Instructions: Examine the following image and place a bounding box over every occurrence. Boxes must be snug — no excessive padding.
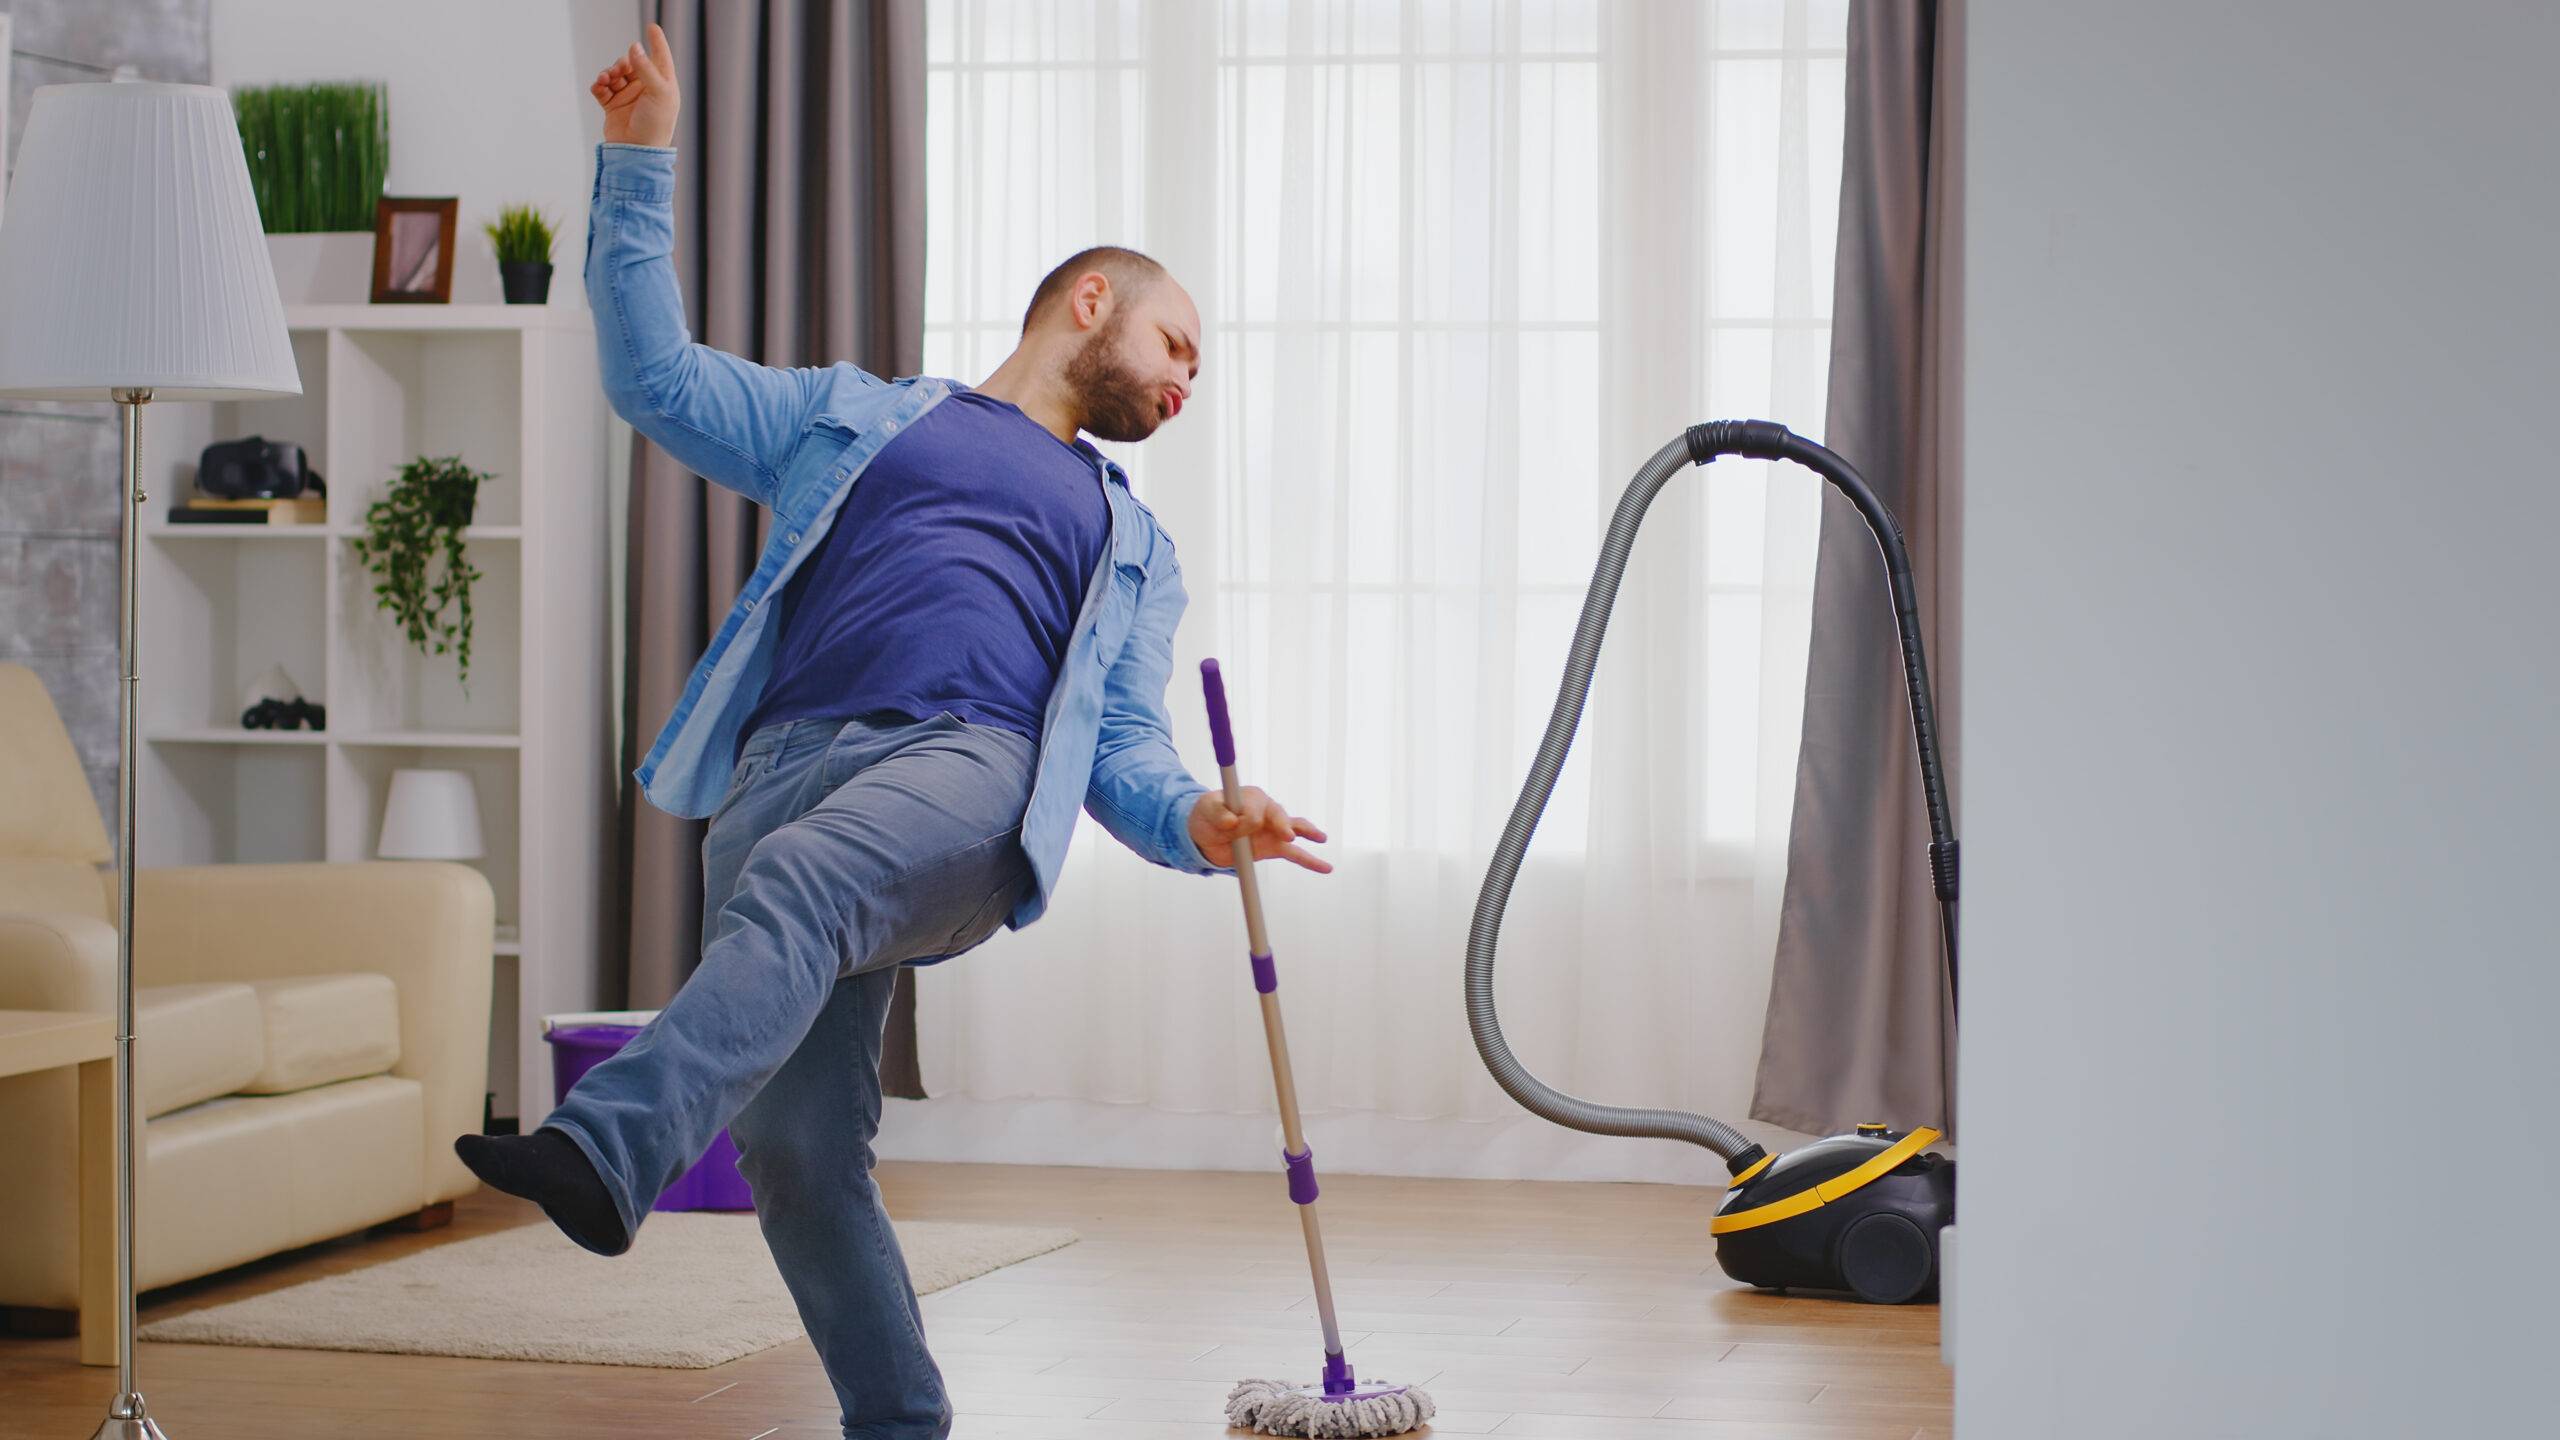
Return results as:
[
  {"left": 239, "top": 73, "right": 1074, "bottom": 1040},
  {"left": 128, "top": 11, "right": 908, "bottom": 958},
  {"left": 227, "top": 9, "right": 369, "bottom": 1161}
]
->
[{"left": 0, "top": 663, "right": 492, "bottom": 1324}]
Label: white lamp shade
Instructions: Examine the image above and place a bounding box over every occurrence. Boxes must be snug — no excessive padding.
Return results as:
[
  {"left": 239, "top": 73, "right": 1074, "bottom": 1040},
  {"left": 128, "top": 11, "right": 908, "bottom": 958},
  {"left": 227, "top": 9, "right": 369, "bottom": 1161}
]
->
[
  {"left": 0, "top": 81, "right": 300, "bottom": 400},
  {"left": 377, "top": 769, "right": 486, "bottom": 861}
]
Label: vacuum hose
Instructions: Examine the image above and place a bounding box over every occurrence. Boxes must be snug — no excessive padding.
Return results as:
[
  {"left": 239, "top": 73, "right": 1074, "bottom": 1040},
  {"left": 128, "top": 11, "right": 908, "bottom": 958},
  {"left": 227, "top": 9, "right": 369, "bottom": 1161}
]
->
[{"left": 1465, "top": 420, "right": 1959, "bottom": 1170}]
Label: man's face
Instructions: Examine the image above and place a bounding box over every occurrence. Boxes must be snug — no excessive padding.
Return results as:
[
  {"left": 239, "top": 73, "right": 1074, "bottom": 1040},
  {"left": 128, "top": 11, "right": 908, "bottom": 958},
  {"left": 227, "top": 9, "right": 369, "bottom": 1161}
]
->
[{"left": 1063, "top": 282, "right": 1201, "bottom": 443}]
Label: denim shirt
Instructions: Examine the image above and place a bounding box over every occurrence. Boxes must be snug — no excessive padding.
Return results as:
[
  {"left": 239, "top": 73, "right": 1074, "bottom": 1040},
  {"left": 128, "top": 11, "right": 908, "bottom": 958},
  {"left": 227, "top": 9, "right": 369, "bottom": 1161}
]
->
[{"left": 587, "top": 143, "right": 1228, "bottom": 929}]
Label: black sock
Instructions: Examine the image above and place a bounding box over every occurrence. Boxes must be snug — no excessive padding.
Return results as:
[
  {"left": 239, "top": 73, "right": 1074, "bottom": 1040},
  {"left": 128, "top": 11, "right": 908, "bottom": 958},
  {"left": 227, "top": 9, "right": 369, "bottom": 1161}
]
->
[{"left": 455, "top": 1127, "right": 632, "bottom": 1256}]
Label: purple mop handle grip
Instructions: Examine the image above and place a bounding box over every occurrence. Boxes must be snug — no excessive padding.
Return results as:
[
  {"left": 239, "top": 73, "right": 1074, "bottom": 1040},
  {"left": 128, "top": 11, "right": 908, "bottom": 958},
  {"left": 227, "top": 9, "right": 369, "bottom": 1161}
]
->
[
  {"left": 1200, "top": 659, "right": 1237, "bottom": 768},
  {"left": 1283, "top": 1144, "right": 1320, "bottom": 1204}
]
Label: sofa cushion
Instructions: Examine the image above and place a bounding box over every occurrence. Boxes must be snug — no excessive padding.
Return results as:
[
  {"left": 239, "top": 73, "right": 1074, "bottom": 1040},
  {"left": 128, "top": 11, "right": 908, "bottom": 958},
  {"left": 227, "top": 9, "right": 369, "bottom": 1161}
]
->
[
  {"left": 137, "top": 982, "right": 267, "bottom": 1119},
  {"left": 137, "top": 1075, "right": 426, "bottom": 1293},
  {"left": 238, "top": 973, "right": 402, "bottom": 1095}
]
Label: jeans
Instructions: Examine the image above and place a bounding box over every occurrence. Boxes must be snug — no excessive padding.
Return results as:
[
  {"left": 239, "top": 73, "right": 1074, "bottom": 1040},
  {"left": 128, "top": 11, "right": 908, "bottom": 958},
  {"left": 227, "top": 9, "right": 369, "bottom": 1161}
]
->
[{"left": 545, "top": 710, "right": 1038, "bottom": 1440}]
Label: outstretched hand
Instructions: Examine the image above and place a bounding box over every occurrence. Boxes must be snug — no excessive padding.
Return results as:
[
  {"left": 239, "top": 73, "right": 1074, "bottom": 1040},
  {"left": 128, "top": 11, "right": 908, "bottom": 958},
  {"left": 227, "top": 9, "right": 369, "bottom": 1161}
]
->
[
  {"left": 590, "top": 21, "right": 682, "bottom": 149},
  {"left": 1190, "top": 787, "right": 1331, "bottom": 874}
]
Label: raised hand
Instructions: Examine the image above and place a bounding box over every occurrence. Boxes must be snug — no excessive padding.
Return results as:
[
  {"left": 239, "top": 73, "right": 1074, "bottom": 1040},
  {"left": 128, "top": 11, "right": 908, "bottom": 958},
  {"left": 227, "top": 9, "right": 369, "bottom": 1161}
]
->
[{"left": 590, "top": 21, "right": 682, "bottom": 149}]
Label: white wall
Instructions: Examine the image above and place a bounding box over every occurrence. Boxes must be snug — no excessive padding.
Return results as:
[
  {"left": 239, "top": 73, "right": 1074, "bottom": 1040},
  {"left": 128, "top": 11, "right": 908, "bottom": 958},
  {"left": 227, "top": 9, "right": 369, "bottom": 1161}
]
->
[
  {"left": 1957, "top": 4, "right": 2558, "bottom": 1436},
  {"left": 210, "top": 0, "right": 639, "bottom": 306}
]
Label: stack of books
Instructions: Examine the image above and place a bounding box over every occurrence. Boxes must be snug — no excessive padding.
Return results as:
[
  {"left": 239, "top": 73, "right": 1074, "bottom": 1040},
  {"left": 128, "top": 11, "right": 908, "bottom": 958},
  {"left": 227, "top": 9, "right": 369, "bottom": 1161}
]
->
[{"left": 166, "top": 495, "right": 327, "bottom": 526}]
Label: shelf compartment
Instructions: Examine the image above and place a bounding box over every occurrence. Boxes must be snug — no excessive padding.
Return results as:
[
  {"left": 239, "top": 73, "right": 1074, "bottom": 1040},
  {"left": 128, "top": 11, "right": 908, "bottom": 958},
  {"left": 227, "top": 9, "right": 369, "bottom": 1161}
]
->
[
  {"left": 329, "top": 328, "right": 524, "bottom": 530},
  {"left": 328, "top": 743, "right": 521, "bottom": 928},
  {"left": 171, "top": 329, "right": 330, "bottom": 506},
  {"left": 142, "top": 743, "right": 326, "bottom": 866},
  {"left": 142, "top": 535, "right": 326, "bottom": 735},
  {"left": 334, "top": 535, "right": 521, "bottom": 738}
]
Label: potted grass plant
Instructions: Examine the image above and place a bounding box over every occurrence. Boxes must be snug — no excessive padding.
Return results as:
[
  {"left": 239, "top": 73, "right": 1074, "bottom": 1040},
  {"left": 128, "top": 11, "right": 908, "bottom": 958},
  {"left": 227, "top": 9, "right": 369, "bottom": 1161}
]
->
[
  {"left": 350, "top": 455, "right": 496, "bottom": 696},
  {"left": 233, "top": 80, "right": 389, "bottom": 304},
  {"left": 484, "top": 204, "right": 559, "bottom": 304}
]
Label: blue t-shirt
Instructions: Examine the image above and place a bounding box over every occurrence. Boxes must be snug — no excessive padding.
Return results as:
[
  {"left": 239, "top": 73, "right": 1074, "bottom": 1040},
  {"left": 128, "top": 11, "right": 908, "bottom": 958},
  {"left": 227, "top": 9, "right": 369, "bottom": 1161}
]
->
[{"left": 738, "top": 390, "right": 1111, "bottom": 749}]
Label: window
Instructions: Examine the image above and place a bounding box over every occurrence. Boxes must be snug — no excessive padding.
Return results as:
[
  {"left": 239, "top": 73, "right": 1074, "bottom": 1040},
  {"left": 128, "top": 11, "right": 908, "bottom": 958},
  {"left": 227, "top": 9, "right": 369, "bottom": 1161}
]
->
[{"left": 927, "top": 0, "right": 1847, "bottom": 861}]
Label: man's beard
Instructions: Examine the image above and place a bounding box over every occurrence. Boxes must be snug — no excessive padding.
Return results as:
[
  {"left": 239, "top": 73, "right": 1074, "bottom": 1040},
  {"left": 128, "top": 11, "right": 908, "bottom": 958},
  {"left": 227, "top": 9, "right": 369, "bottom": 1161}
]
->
[{"left": 1062, "top": 312, "right": 1162, "bottom": 443}]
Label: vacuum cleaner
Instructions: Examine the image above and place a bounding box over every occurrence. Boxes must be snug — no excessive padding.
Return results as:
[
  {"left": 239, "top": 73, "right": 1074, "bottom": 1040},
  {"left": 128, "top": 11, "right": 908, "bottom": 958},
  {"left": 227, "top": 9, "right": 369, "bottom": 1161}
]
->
[{"left": 1467, "top": 420, "right": 1958, "bottom": 1304}]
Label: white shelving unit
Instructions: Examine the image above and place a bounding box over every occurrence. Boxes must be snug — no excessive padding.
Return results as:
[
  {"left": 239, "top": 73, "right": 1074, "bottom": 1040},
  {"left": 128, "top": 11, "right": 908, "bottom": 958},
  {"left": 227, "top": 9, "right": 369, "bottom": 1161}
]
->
[{"left": 137, "top": 303, "right": 613, "bottom": 1130}]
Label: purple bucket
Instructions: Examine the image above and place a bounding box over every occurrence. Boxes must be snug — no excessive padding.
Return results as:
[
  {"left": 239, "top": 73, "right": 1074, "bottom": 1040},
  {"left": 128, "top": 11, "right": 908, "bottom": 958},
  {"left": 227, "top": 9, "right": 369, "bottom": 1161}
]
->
[{"left": 542, "top": 1022, "right": 755, "bottom": 1212}]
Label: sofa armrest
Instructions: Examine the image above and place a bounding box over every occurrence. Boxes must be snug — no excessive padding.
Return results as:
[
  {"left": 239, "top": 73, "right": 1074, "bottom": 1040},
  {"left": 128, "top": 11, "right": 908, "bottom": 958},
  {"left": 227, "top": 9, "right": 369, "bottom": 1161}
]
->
[
  {"left": 0, "top": 910, "right": 117, "bottom": 1015},
  {"left": 128, "top": 861, "right": 495, "bottom": 1204}
]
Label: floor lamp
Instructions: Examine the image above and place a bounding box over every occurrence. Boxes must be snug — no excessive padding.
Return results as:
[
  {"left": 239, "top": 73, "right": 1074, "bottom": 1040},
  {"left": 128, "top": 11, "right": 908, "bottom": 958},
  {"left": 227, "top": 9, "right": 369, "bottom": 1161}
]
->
[{"left": 0, "top": 81, "right": 301, "bottom": 1438}]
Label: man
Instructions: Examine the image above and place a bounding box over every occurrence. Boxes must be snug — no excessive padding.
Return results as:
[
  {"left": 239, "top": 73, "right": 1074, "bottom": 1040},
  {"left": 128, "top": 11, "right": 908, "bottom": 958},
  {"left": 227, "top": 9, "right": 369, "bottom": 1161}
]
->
[{"left": 455, "top": 24, "right": 1329, "bottom": 1440}]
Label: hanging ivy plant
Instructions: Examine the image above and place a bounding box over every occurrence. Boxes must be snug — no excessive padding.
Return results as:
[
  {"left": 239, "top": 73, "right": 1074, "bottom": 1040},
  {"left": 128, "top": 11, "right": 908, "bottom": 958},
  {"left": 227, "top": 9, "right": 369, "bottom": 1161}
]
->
[{"left": 351, "top": 455, "right": 494, "bottom": 694}]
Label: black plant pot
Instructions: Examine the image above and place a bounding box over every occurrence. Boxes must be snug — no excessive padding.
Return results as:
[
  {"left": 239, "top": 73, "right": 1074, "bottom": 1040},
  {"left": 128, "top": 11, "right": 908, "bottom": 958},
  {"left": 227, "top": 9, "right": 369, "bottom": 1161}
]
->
[
  {"left": 499, "top": 260, "right": 553, "bottom": 304},
  {"left": 430, "top": 487, "right": 478, "bottom": 530}
]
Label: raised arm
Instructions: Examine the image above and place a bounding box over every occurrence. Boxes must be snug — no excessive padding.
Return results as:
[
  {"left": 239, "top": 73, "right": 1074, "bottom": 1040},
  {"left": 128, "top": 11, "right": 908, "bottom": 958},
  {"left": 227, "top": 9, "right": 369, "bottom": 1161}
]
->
[{"left": 585, "top": 24, "right": 875, "bottom": 506}]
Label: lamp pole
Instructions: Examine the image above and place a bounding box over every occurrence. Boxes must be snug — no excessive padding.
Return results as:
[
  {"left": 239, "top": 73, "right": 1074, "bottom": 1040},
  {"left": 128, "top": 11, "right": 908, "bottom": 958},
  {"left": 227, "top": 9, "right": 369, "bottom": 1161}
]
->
[{"left": 98, "top": 386, "right": 165, "bottom": 1440}]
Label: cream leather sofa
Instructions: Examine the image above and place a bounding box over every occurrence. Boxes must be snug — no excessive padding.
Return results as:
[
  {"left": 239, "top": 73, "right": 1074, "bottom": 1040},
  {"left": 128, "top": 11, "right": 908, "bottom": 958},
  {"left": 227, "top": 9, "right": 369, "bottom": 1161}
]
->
[{"left": 0, "top": 663, "right": 492, "bottom": 1318}]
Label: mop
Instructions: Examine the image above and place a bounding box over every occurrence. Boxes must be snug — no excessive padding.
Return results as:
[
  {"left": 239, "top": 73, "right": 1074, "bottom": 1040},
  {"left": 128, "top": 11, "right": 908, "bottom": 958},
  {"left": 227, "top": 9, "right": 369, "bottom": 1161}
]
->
[{"left": 1202, "top": 659, "right": 1436, "bottom": 1438}]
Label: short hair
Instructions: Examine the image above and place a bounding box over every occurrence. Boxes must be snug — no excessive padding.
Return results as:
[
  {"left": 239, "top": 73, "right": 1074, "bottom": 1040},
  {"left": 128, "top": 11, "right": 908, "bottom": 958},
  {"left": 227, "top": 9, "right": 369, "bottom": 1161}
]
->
[{"left": 1021, "top": 245, "right": 1167, "bottom": 335}]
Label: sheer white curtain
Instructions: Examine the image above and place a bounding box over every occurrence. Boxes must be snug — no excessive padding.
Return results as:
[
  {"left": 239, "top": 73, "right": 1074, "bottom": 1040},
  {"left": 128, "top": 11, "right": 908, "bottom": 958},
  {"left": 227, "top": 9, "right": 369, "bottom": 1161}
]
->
[{"left": 892, "top": 0, "right": 1847, "bottom": 1184}]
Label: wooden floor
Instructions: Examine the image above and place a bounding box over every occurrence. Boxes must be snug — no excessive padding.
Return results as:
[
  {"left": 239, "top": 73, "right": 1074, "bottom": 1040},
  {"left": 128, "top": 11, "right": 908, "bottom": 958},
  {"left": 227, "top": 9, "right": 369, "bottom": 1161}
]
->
[{"left": 0, "top": 1162, "right": 1949, "bottom": 1438}]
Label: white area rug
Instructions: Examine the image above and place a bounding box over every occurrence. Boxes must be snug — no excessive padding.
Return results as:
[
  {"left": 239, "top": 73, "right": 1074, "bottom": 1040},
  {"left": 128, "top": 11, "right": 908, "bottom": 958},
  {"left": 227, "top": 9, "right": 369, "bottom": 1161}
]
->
[{"left": 136, "top": 1212, "right": 1078, "bottom": 1368}]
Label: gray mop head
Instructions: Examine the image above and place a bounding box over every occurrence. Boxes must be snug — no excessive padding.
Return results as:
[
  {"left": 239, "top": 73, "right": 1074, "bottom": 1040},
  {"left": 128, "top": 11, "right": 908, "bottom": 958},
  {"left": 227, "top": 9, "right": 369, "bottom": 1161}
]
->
[{"left": 1224, "top": 1376, "right": 1436, "bottom": 1437}]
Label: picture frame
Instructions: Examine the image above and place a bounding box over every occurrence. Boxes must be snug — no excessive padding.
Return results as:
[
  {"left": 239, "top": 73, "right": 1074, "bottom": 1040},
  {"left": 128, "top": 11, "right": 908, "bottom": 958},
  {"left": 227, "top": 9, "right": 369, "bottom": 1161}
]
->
[{"left": 371, "top": 196, "right": 459, "bottom": 304}]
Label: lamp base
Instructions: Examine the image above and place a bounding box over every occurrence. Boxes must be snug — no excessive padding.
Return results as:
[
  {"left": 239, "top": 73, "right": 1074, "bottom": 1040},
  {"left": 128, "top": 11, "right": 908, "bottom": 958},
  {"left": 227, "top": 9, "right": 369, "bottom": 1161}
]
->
[{"left": 89, "top": 1411, "right": 170, "bottom": 1439}]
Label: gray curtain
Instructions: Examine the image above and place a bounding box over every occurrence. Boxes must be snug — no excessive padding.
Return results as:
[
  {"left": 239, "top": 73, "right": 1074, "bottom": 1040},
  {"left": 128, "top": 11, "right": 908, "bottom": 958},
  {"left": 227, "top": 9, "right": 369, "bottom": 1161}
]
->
[
  {"left": 1752, "top": 0, "right": 1958, "bottom": 1136},
  {"left": 610, "top": 0, "right": 930, "bottom": 1095}
]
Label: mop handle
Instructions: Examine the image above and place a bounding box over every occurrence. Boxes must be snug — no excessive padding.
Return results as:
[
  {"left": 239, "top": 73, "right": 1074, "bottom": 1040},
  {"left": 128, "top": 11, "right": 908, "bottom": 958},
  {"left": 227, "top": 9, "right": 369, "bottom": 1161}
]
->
[{"left": 1202, "top": 659, "right": 1353, "bottom": 1380}]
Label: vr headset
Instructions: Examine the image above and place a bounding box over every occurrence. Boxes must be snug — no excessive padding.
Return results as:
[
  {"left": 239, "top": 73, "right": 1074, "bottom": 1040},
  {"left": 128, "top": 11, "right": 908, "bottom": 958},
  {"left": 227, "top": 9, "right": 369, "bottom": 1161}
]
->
[{"left": 195, "top": 435, "right": 326, "bottom": 500}]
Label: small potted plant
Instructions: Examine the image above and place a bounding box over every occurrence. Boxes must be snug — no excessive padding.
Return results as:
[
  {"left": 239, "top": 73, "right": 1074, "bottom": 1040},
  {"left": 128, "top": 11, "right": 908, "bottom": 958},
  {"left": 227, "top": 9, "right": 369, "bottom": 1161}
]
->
[
  {"left": 350, "top": 455, "right": 496, "bottom": 694},
  {"left": 484, "top": 203, "right": 558, "bottom": 304}
]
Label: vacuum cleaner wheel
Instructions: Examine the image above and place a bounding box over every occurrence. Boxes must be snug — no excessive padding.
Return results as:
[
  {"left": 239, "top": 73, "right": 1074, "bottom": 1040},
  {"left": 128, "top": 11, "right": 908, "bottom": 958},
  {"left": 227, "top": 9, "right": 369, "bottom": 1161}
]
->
[{"left": 1837, "top": 1210, "right": 1935, "bottom": 1305}]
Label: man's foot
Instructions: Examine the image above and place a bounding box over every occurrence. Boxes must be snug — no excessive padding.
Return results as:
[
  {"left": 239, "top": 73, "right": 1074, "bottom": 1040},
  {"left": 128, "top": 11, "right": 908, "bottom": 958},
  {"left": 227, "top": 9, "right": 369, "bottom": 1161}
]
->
[{"left": 455, "top": 1127, "right": 632, "bottom": 1256}]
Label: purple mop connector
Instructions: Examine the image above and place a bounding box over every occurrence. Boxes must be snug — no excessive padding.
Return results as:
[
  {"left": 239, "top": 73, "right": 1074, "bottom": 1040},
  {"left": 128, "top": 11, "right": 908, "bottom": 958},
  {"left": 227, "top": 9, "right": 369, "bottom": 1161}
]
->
[
  {"left": 1322, "top": 1350, "right": 1357, "bottom": 1396},
  {"left": 1201, "top": 658, "right": 1237, "bottom": 767},
  {"left": 1250, "top": 950, "right": 1277, "bottom": 993}
]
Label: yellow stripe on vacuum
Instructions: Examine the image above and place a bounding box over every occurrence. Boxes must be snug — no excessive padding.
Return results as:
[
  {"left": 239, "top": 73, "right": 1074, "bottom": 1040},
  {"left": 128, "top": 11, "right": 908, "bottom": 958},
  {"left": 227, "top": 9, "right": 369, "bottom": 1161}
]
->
[{"left": 1708, "top": 1128, "right": 1941, "bottom": 1236}]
